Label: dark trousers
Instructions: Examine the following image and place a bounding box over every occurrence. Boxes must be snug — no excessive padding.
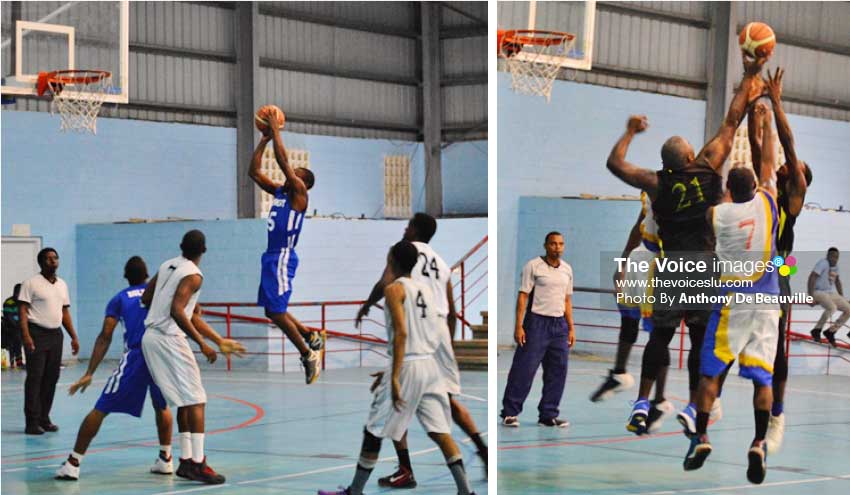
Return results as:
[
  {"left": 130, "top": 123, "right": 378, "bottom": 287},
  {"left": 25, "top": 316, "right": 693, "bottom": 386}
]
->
[
  {"left": 24, "top": 325, "right": 63, "bottom": 426},
  {"left": 501, "top": 312, "right": 570, "bottom": 421}
]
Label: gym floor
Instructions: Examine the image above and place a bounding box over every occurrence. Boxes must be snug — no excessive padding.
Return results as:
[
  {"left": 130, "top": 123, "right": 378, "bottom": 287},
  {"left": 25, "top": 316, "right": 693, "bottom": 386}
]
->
[
  {"left": 497, "top": 352, "right": 850, "bottom": 495},
  {"left": 1, "top": 366, "right": 489, "bottom": 495}
]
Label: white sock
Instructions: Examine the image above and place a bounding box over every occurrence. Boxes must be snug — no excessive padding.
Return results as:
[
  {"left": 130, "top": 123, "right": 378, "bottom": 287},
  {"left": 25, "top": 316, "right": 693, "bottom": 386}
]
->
[
  {"left": 160, "top": 444, "right": 172, "bottom": 459},
  {"left": 190, "top": 433, "right": 205, "bottom": 463},
  {"left": 70, "top": 451, "right": 84, "bottom": 465},
  {"left": 179, "top": 432, "right": 192, "bottom": 460}
]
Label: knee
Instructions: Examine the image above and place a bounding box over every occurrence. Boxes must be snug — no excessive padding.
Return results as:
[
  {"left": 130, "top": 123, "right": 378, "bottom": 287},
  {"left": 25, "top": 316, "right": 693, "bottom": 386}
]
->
[
  {"left": 361, "top": 428, "right": 382, "bottom": 454},
  {"left": 619, "top": 317, "right": 639, "bottom": 344}
]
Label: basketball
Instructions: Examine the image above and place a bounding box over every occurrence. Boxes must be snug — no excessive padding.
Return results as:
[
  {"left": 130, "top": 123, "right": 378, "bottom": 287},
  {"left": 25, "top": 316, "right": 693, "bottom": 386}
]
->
[
  {"left": 255, "top": 104, "right": 285, "bottom": 134},
  {"left": 739, "top": 22, "right": 776, "bottom": 59}
]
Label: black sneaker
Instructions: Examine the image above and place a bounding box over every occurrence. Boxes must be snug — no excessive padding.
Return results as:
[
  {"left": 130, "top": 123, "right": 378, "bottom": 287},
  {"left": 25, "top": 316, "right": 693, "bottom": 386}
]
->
[
  {"left": 377, "top": 466, "right": 417, "bottom": 488},
  {"left": 824, "top": 330, "right": 838, "bottom": 347},
  {"left": 176, "top": 458, "right": 193, "bottom": 479},
  {"left": 746, "top": 439, "right": 767, "bottom": 484},
  {"left": 538, "top": 418, "right": 570, "bottom": 428},
  {"left": 186, "top": 457, "right": 225, "bottom": 484},
  {"left": 810, "top": 328, "right": 822, "bottom": 343},
  {"left": 502, "top": 416, "right": 519, "bottom": 427},
  {"left": 590, "top": 371, "right": 622, "bottom": 402},
  {"left": 683, "top": 434, "right": 712, "bottom": 471}
]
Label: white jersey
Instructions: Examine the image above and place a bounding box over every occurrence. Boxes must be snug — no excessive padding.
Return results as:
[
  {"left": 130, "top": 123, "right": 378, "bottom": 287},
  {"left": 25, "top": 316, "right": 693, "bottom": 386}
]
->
[
  {"left": 713, "top": 189, "right": 779, "bottom": 293},
  {"left": 144, "top": 256, "right": 204, "bottom": 336},
  {"left": 412, "top": 241, "right": 451, "bottom": 318},
  {"left": 384, "top": 277, "right": 441, "bottom": 357}
]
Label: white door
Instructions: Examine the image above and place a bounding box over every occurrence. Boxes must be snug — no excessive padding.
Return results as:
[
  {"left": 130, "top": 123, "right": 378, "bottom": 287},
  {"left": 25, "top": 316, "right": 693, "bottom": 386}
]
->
[{"left": 1, "top": 236, "right": 42, "bottom": 300}]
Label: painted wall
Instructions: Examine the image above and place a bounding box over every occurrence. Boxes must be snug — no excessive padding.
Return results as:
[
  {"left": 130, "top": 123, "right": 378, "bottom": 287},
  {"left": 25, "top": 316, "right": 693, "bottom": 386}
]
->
[
  {"left": 2, "top": 110, "right": 486, "bottom": 360},
  {"left": 1, "top": 111, "right": 237, "bottom": 359},
  {"left": 76, "top": 216, "right": 487, "bottom": 364}
]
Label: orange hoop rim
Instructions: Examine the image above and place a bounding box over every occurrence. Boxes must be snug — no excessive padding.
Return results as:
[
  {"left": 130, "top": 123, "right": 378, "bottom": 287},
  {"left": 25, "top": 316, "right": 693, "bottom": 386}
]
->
[
  {"left": 500, "top": 29, "right": 574, "bottom": 47},
  {"left": 37, "top": 70, "right": 111, "bottom": 96}
]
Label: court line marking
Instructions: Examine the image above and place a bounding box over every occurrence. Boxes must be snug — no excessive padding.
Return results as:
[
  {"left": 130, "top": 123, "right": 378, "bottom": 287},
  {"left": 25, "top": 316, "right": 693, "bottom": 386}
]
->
[
  {"left": 153, "top": 485, "right": 232, "bottom": 495},
  {"left": 1, "top": 394, "right": 264, "bottom": 465},
  {"left": 150, "top": 432, "right": 488, "bottom": 494},
  {"left": 635, "top": 473, "right": 850, "bottom": 494}
]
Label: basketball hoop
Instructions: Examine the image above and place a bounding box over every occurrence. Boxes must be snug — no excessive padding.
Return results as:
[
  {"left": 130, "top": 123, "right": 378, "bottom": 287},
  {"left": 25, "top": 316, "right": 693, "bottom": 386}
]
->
[
  {"left": 498, "top": 30, "right": 575, "bottom": 101},
  {"left": 36, "top": 70, "right": 112, "bottom": 134}
]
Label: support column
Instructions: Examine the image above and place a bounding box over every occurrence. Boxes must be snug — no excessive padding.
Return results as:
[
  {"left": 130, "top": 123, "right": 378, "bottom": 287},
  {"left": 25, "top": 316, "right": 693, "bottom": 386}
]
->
[
  {"left": 235, "top": 2, "right": 260, "bottom": 218},
  {"left": 421, "top": 3, "right": 443, "bottom": 217},
  {"left": 704, "top": 2, "right": 738, "bottom": 144}
]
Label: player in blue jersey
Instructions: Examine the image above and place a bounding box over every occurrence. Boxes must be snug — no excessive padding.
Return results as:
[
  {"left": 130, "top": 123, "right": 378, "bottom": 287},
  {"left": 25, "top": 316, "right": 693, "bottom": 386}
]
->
[
  {"left": 249, "top": 112, "right": 323, "bottom": 384},
  {"left": 56, "top": 256, "right": 174, "bottom": 481}
]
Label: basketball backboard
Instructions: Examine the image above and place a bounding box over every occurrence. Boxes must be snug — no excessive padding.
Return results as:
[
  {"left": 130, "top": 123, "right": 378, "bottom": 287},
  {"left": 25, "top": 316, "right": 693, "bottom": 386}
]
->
[
  {"left": 1, "top": 1, "right": 128, "bottom": 104},
  {"left": 497, "top": 0, "right": 596, "bottom": 71}
]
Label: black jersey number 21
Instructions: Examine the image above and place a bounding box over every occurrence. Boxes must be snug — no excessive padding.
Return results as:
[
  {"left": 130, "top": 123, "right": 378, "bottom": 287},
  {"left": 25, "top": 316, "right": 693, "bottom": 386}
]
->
[{"left": 671, "top": 176, "right": 706, "bottom": 212}]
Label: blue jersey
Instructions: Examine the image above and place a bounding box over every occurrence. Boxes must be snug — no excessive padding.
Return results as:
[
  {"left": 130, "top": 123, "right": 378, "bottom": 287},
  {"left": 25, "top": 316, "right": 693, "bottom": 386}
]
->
[
  {"left": 104, "top": 284, "right": 149, "bottom": 350},
  {"left": 266, "top": 186, "right": 305, "bottom": 253}
]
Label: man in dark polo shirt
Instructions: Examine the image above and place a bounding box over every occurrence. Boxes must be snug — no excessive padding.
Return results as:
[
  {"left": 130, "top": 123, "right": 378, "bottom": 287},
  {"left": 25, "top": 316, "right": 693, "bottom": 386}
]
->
[
  {"left": 501, "top": 232, "right": 576, "bottom": 428},
  {"left": 18, "top": 248, "right": 80, "bottom": 434}
]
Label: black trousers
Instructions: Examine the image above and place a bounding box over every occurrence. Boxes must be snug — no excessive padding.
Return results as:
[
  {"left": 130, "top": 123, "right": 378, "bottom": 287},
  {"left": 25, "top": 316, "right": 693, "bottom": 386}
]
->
[{"left": 24, "top": 324, "right": 63, "bottom": 425}]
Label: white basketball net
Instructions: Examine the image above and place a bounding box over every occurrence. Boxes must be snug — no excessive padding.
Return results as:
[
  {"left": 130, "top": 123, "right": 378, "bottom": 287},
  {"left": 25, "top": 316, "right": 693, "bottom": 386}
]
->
[
  {"left": 500, "top": 32, "right": 574, "bottom": 102},
  {"left": 48, "top": 72, "right": 112, "bottom": 134}
]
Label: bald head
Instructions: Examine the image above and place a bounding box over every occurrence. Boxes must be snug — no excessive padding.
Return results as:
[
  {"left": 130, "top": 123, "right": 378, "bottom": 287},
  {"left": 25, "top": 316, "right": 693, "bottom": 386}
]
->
[{"left": 661, "top": 136, "right": 695, "bottom": 170}]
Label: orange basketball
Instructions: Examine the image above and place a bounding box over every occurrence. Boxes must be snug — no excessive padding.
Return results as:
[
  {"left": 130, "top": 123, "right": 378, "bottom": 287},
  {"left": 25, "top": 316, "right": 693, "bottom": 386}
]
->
[
  {"left": 255, "top": 105, "right": 285, "bottom": 134},
  {"left": 739, "top": 22, "right": 776, "bottom": 59}
]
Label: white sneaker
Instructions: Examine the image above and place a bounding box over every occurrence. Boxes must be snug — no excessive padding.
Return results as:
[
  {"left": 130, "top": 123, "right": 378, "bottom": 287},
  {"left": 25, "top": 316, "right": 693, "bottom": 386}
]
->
[
  {"left": 55, "top": 460, "right": 80, "bottom": 481},
  {"left": 301, "top": 350, "right": 321, "bottom": 384},
  {"left": 710, "top": 398, "right": 723, "bottom": 422},
  {"left": 765, "top": 413, "right": 785, "bottom": 455},
  {"left": 150, "top": 454, "right": 174, "bottom": 475}
]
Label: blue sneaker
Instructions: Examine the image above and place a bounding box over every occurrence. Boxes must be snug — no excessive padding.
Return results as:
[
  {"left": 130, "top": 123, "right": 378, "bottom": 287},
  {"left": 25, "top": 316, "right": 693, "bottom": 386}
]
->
[
  {"left": 627, "top": 399, "right": 650, "bottom": 435},
  {"left": 677, "top": 403, "right": 698, "bottom": 437},
  {"left": 683, "top": 434, "right": 712, "bottom": 471}
]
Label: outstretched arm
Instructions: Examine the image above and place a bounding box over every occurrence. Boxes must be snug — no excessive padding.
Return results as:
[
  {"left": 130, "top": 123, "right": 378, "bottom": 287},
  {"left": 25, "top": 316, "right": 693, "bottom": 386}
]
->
[
  {"left": 697, "top": 55, "right": 769, "bottom": 171},
  {"left": 355, "top": 263, "right": 394, "bottom": 328},
  {"left": 248, "top": 135, "right": 280, "bottom": 195},
  {"left": 268, "top": 119, "right": 308, "bottom": 212},
  {"left": 606, "top": 115, "right": 658, "bottom": 195},
  {"left": 755, "top": 102, "right": 778, "bottom": 198},
  {"left": 68, "top": 317, "right": 118, "bottom": 394},
  {"left": 747, "top": 104, "right": 763, "bottom": 174},
  {"left": 765, "top": 67, "right": 807, "bottom": 216}
]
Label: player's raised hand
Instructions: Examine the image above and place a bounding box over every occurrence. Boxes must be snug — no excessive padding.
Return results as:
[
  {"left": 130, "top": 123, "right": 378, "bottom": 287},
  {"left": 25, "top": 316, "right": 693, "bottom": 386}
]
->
[
  {"left": 765, "top": 67, "right": 784, "bottom": 103},
  {"left": 69, "top": 374, "right": 93, "bottom": 395},
  {"left": 217, "top": 338, "right": 247, "bottom": 358},
  {"left": 627, "top": 115, "right": 648, "bottom": 134},
  {"left": 743, "top": 53, "right": 770, "bottom": 76},
  {"left": 369, "top": 371, "right": 384, "bottom": 393},
  {"left": 391, "top": 378, "right": 406, "bottom": 412},
  {"left": 201, "top": 343, "right": 218, "bottom": 364}
]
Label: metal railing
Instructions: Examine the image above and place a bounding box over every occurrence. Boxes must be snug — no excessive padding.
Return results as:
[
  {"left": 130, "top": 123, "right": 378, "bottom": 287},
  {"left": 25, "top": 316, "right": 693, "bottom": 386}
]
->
[
  {"left": 201, "top": 300, "right": 388, "bottom": 372},
  {"left": 451, "top": 235, "right": 488, "bottom": 339}
]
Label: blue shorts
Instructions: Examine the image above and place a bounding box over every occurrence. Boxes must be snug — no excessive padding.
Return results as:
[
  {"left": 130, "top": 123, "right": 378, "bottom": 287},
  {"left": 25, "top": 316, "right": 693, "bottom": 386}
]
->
[
  {"left": 258, "top": 249, "right": 299, "bottom": 314},
  {"left": 95, "top": 348, "right": 166, "bottom": 417}
]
